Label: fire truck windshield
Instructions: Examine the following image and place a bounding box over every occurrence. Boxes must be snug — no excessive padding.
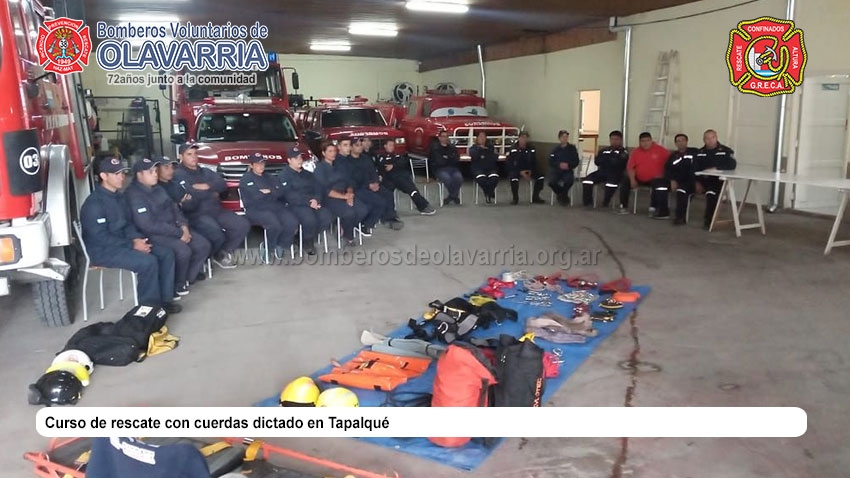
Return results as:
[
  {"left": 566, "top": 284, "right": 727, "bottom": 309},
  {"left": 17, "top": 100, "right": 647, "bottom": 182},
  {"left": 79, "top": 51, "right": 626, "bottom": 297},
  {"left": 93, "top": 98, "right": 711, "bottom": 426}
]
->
[
  {"left": 430, "top": 106, "right": 489, "bottom": 118},
  {"left": 321, "top": 109, "right": 386, "bottom": 128},
  {"left": 197, "top": 113, "right": 298, "bottom": 143},
  {"left": 186, "top": 66, "right": 283, "bottom": 99}
]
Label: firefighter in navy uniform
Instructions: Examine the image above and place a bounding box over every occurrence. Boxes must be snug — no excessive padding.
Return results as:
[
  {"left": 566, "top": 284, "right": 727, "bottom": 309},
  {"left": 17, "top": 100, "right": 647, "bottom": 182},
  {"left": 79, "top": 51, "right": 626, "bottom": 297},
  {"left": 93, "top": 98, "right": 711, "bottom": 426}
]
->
[
  {"left": 174, "top": 143, "right": 249, "bottom": 269},
  {"left": 238, "top": 152, "right": 301, "bottom": 260},
  {"left": 469, "top": 131, "right": 500, "bottom": 203},
  {"left": 581, "top": 130, "right": 629, "bottom": 208},
  {"left": 430, "top": 130, "right": 464, "bottom": 204},
  {"left": 506, "top": 132, "right": 545, "bottom": 205},
  {"left": 279, "top": 146, "right": 333, "bottom": 255},
  {"left": 350, "top": 138, "right": 403, "bottom": 230},
  {"left": 79, "top": 157, "right": 181, "bottom": 314},
  {"left": 694, "top": 129, "right": 737, "bottom": 229},
  {"left": 549, "top": 130, "right": 580, "bottom": 205},
  {"left": 336, "top": 138, "right": 383, "bottom": 235},
  {"left": 126, "top": 158, "right": 211, "bottom": 296},
  {"left": 650, "top": 133, "right": 699, "bottom": 224},
  {"left": 314, "top": 140, "right": 369, "bottom": 246},
  {"left": 376, "top": 139, "right": 436, "bottom": 215}
]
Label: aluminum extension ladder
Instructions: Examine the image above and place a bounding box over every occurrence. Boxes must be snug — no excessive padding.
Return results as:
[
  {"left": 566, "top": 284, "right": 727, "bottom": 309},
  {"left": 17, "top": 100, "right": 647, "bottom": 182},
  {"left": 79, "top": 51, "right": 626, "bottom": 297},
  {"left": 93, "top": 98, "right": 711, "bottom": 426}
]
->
[{"left": 643, "top": 50, "right": 678, "bottom": 146}]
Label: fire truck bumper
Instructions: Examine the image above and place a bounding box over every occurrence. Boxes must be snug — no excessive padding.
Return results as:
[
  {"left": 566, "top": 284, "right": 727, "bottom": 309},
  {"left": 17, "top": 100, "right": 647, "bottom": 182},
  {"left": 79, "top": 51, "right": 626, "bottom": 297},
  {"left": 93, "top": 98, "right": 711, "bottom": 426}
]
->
[{"left": 0, "top": 214, "right": 69, "bottom": 294}]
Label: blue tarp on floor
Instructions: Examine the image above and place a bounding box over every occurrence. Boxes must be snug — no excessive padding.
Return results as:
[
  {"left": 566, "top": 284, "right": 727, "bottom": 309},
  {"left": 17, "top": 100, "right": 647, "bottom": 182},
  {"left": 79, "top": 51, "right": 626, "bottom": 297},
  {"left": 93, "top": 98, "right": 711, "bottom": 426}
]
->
[{"left": 256, "top": 280, "right": 651, "bottom": 471}]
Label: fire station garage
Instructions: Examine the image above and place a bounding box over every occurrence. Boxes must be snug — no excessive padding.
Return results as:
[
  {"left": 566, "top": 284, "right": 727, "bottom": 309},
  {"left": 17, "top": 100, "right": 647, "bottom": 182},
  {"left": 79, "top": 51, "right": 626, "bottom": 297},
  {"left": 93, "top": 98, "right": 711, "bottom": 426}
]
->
[{"left": 1, "top": 0, "right": 850, "bottom": 476}]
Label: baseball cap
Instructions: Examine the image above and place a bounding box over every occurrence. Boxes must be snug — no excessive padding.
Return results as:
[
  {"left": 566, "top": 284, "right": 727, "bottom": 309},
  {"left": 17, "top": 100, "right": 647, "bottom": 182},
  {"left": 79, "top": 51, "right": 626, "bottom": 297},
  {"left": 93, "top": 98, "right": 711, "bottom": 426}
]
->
[
  {"left": 160, "top": 155, "right": 179, "bottom": 165},
  {"left": 132, "top": 158, "right": 161, "bottom": 174},
  {"left": 287, "top": 146, "right": 301, "bottom": 158},
  {"left": 178, "top": 142, "right": 199, "bottom": 155},
  {"left": 248, "top": 152, "right": 266, "bottom": 163},
  {"left": 98, "top": 157, "right": 130, "bottom": 174}
]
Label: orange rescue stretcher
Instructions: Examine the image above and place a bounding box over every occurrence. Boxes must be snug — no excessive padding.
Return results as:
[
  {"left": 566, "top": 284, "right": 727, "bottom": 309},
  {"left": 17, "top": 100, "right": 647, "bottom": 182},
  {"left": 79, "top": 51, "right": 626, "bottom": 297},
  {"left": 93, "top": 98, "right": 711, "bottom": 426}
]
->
[{"left": 24, "top": 436, "right": 399, "bottom": 478}]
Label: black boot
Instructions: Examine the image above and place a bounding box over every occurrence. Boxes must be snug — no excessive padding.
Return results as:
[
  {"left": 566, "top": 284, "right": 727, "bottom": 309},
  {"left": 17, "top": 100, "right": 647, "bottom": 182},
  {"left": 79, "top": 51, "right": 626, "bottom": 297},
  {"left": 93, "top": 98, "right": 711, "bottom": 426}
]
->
[
  {"left": 532, "top": 178, "right": 545, "bottom": 204},
  {"left": 510, "top": 180, "right": 519, "bottom": 205},
  {"left": 582, "top": 181, "right": 594, "bottom": 207},
  {"left": 704, "top": 192, "right": 719, "bottom": 229}
]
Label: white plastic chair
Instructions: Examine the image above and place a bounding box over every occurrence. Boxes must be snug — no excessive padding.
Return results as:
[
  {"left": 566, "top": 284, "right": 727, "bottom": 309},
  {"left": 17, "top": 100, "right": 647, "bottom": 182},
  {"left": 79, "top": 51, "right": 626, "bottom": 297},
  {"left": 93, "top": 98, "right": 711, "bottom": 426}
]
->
[{"left": 73, "top": 220, "right": 138, "bottom": 322}]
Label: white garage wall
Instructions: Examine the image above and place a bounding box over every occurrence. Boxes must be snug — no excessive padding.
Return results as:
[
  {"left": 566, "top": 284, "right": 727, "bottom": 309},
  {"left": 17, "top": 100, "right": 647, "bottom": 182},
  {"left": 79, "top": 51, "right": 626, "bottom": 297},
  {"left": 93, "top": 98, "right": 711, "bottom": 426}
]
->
[
  {"left": 795, "top": 0, "right": 850, "bottom": 74},
  {"left": 621, "top": 0, "right": 786, "bottom": 151},
  {"left": 280, "top": 54, "right": 420, "bottom": 103},
  {"left": 420, "top": 39, "right": 627, "bottom": 148}
]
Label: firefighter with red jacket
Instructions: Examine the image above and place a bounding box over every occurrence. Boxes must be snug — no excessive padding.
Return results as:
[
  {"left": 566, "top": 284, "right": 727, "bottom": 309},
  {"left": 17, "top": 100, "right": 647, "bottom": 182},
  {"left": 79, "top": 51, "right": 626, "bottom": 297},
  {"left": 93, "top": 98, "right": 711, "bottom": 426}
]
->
[
  {"left": 506, "top": 132, "right": 546, "bottom": 205},
  {"left": 650, "top": 133, "right": 699, "bottom": 224},
  {"left": 617, "top": 132, "right": 669, "bottom": 214},
  {"left": 581, "top": 130, "right": 629, "bottom": 208},
  {"left": 694, "top": 129, "right": 737, "bottom": 229}
]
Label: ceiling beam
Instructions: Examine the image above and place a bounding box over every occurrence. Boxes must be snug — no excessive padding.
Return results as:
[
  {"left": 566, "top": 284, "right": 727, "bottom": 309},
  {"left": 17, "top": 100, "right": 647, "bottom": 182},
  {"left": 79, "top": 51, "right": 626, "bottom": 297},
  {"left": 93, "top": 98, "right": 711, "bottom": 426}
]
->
[{"left": 418, "top": 21, "right": 617, "bottom": 72}]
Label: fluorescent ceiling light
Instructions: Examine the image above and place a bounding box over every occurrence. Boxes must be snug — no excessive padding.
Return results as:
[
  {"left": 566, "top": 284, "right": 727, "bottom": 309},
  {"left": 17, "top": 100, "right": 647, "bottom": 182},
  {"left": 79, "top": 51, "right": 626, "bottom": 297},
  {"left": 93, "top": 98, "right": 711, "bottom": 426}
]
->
[
  {"left": 406, "top": 1, "right": 469, "bottom": 14},
  {"left": 310, "top": 41, "right": 351, "bottom": 52},
  {"left": 349, "top": 22, "right": 398, "bottom": 37}
]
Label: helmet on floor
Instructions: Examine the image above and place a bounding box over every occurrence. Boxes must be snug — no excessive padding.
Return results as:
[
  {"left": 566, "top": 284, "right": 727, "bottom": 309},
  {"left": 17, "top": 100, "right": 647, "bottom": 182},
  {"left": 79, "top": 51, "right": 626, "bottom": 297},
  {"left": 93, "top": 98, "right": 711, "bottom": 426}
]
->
[
  {"left": 316, "top": 387, "right": 359, "bottom": 407},
  {"left": 279, "top": 376, "right": 320, "bottom": 406},
  {"left": 28, "top": 370, "right": 83, "bottom": 406},
  {"left": 46, "top": 361, "right": 91, "bottom": 387},
  {"left": 52, "top": 349, "right": 94, "bottom": 374}
]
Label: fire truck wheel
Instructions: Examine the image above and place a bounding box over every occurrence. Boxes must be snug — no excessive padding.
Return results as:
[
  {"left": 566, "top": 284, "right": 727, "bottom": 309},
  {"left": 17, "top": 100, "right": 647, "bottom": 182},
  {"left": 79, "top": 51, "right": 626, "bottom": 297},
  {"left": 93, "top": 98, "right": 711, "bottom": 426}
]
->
[{"left": 32, "top": 280, "right": 74, "bottom": 327}]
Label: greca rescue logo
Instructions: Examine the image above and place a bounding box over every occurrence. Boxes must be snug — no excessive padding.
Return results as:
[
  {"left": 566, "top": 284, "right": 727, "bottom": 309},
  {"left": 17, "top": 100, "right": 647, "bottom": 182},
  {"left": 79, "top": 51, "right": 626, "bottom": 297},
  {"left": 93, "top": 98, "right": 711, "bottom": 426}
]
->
[{"left": 726, "top": 17, "right": 807, "bottom": 97}]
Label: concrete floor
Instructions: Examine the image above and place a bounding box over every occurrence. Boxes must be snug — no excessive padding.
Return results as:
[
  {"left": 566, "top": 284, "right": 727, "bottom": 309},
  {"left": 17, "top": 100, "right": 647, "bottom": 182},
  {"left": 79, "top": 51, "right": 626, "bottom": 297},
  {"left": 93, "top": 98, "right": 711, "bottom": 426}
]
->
[{"left": 2, "top": 183, "right": 849, "bottom": 478}]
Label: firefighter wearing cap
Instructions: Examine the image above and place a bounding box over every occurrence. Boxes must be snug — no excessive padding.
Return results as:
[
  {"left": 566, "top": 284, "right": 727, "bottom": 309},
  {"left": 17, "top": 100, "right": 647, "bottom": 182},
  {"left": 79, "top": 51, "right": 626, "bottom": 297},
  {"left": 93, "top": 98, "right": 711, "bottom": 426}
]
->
[
  {"left": 239, "top": 153, "right": 300, "bottom": 260},
  {"left": 694, "top": 129, "right": 737, "bottom": 229},
  {"left": 351, "top": 138, "right": 403, "bottom": 230},
  {"left": 158, "top": 156, "right": 198, "bottom": 212},
  {"left": 174, "top": 143, "right": 249, "bottom": 269},
  {"left": 126, "top": 158, "right": 211, "bottom": 297},
  {"left": 80, "top": 157, "right": 180, "bottom": 313},
  {"left": 376, "top": 139, "right": 436, "bottom": 215},
  {"left": 506, "top": 132, "right": 545, "bottom": 205},
  {"left": 549, "top": 130, "right": 580, "bottom": 205},
  {"left": 469, "top": 131, "right": 500, "bottom": 204},
  {"left": 313, "top": 140, "right": 369, "bottom": 246},
  {"left": 581, "top": 130, "right": 629, "bottom": 208},
  {"left": 279, "top": 146, "right": 333, "bottom": 255},
  {"left": 650, "top": 133, "right": 699, "bottom": 223}
]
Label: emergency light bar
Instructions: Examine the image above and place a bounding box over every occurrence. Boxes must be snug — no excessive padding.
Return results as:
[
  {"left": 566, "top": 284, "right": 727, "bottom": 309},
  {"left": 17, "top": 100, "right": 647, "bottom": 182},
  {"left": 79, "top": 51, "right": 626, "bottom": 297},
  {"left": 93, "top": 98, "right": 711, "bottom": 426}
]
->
[
  {"left": 202, "top": 97, "right": 282, "bottom": 105},
  {"left": 317, "top": 96, "right": 369, "bottom": 106}
]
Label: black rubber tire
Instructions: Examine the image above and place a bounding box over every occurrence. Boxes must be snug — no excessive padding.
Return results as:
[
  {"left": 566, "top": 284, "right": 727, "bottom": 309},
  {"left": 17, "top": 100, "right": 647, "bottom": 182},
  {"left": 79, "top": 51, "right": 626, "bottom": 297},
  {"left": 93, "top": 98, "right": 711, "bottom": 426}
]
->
[{"left": 33, "top": 279, "right": 74, "bottom": 327}]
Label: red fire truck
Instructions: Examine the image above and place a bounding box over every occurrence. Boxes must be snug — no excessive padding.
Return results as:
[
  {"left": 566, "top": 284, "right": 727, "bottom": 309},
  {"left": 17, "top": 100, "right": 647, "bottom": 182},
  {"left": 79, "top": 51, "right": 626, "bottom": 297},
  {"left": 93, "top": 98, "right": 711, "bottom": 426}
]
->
[
  {"left": 375, "top": 89, "right": 520, "bottom": 163},
  {"left": 0, "top": 0, "right": 97, "bottom": 326},
  {"left": 301, "top": 96, "right": 407, "bottom": 157},
  {"left": 170, "top": 61, "right": 316, "bottom": 211}
]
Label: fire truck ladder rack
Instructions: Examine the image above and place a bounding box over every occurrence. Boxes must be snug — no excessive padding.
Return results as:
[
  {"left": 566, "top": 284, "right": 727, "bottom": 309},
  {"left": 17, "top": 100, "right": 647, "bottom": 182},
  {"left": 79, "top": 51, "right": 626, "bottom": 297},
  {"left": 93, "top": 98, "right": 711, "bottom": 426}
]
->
[
  {"left": 643, "top": 50, "right": 678, "bottom": 146},
  {"left": 91, "top": 96, "right": 164, "bottom": 163}
]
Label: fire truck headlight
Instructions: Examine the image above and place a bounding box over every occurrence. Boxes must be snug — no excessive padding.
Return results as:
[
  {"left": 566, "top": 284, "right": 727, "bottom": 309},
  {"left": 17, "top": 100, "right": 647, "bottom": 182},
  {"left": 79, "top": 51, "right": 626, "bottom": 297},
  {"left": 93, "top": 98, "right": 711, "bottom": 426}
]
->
[
  {"left": 0, "top": 236, "right": 21, "bottom": 265},
  {"left": 394, "top": 138, "right": 405, "bottom": 144}
]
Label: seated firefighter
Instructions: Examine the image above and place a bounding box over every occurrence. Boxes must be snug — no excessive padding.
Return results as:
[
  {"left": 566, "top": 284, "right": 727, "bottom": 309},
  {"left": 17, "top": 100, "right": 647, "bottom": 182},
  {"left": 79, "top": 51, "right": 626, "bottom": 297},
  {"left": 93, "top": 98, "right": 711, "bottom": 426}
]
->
[
  {"left": 650, "top": 133, "right": 699, "bottom": 224},
  {"left": 582, "top": 130, "right": 629, "bottom": 208},
  {"left": 313, "top": 140, "right": 369, "bottom": 246},
  {"left": 506, "top": 132, "right": 546, "bottom": 205},
  {"left": 80, "top": 156, "right": 181, "bottom": 314},
  {"left": 349, "top": 137, "right": 404, "bottom": 231},
  {"left": 469, "top": 131, "right": 500, "bottom": 203},
  {"left": 126, "top": 157, "right": 211, "bottom": 297},
  {"left": 278, "top": 146, "right": 333, "bottom": 256},
  {"left": 617, "top": 132, "right": 669, "bottom": 214},
  {"left": 238, "top": 152, "right": 300, "bottom": 260},
  {"left": 375, "top": 138, "right": 436, "bottom": 215},
  {"left": 549, "top": 130, "right": 580, "bottom": 205},
  {"left": 429, "top": 130, "right": 464, "bottom": 205}
]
